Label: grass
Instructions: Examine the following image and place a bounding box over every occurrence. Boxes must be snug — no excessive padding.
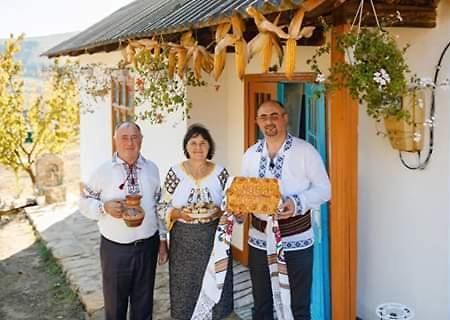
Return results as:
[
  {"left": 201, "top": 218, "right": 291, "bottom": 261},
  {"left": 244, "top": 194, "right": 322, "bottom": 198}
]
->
[{"left": 37, "top": 241, "right": 79, "bottom": 303}]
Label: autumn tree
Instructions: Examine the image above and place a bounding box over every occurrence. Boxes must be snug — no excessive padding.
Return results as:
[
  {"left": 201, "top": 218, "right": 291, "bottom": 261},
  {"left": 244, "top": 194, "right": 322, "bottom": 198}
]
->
[{"left": 0, "top": 35, "right": 80, "bottom": 187}]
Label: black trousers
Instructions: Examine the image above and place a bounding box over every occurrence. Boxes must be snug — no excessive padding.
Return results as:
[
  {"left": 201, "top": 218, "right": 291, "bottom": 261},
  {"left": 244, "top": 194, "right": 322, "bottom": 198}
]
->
[
  {"left": 100, "top": 234, "right": 159, "bottom": 320},
  {"left": 249, "top": 245, "right": 314, "bottom": 320}
]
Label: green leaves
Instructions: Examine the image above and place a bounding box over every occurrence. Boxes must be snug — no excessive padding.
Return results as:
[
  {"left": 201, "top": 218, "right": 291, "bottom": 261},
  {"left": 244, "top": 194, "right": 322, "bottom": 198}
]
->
[
  {"left": 308, "top": 28, "right": 410, "bottom": 121},
  {"left": 133, "top": 50, "right": 206, "bottom": 124},
  {"left": 0, "top": 36, "right": 80, "bottom": 185}
]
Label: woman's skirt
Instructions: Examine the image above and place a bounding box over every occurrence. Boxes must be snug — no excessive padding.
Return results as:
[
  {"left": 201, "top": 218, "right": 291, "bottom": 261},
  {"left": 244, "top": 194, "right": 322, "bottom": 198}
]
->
[{"left": 169, "top": 219, "right": 233, "bottom": 320}]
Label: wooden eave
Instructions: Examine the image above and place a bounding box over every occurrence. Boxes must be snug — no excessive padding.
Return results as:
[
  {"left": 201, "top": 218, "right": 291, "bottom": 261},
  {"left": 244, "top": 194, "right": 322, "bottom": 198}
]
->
[{"left": 330, "top": 0, "right": 439, "bottom": 28}]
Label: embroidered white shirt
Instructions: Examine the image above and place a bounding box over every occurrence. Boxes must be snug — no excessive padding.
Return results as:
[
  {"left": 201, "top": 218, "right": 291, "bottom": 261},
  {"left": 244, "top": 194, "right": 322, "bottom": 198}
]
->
[
  {"left": 79, "top": 153, "right": 167, "bottom": 243},
  {"left": 242, "top": 134, "right": 331, "bottom": 251},
  {"left": 158, "top": 163, "right": 229, "bottom": 224}
]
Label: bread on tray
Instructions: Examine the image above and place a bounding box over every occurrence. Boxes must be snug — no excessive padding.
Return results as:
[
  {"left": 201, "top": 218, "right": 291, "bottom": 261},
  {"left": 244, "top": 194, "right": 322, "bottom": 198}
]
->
[{"left": 226, "top": 177, "right": 281, "bottom": 215}]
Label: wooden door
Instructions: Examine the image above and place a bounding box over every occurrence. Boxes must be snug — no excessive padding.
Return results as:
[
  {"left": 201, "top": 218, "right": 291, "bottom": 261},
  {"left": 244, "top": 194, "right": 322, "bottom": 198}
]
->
[
  {"left": 233, "top": 81, "right": 277, "bottom": 266},
  {"left": 245, "top": 81, "right": 277, "bottom": 148},
  {"left": 276, "top": 82, "right": 330, "bottom": 319}
]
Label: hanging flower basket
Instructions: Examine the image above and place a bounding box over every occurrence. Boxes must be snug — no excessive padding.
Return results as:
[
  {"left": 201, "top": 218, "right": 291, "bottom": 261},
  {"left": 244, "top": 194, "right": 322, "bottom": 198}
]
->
[
  {"left": 308, "top": 26, "right": 410, "bottom": 122},
  {"left": 384, "top": 89, "right": 425, "bottom": 152},
  {"left": 307, "top": 2, "right": 412, "bottom": 126}
]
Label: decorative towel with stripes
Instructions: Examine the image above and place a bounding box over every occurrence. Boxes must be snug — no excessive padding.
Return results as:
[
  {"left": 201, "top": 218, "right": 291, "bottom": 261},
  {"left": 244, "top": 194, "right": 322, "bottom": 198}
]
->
[
  {"left": 266, "top": 216, "right": 294, "bottom": 320},
  {"left": 191, "top": 212, "right": 234, "bottom": 320},
  {"left": 192, "top": 176, "right": 293, "bottom": 320}
]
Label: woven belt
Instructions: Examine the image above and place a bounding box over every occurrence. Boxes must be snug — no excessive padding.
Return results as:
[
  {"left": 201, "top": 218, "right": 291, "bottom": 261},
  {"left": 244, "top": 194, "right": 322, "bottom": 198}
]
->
[{"left": 251, "top": 211, "right": 311, "bottom": 237}]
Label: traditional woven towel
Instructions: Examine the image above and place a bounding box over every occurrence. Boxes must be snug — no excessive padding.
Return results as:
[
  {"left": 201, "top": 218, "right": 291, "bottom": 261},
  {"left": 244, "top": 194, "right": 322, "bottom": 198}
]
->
[
  {"left": 266, "top": 216, "right": 294, "bottom": 320},
  {"left": 191, "top": 213, "right": 234, "bottom": 320},
  {"left": 192, "top": 176, "right": 293, "bottom": 320}
]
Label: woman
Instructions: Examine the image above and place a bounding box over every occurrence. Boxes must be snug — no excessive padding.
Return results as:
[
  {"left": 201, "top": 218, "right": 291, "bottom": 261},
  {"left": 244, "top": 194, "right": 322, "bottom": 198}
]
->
[{"left": 159, "top": 124, "right": 233, "bottom": 320}]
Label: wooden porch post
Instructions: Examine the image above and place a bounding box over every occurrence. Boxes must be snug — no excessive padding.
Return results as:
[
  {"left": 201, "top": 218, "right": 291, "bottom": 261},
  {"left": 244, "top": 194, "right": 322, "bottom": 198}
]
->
[{"left": 328, "top": 24, "right": 358, "bottom": 320}]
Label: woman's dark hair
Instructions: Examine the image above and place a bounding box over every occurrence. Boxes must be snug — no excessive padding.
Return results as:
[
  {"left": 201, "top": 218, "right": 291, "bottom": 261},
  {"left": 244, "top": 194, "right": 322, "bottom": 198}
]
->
[{"left": 183, "top": 124, "right": 215, "bottom": 160}]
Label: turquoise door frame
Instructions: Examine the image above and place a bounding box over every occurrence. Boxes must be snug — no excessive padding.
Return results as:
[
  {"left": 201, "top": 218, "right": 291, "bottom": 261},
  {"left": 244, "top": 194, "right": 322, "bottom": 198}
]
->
[{"left": 278, "top": 83, "right": 330, "bottom": 320}]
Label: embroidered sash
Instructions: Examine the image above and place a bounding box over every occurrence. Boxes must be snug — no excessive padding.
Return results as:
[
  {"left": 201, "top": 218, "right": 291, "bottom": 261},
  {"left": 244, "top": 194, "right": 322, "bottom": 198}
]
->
[
  {"left": 191, "top": 213, "right": 234, "bottom": 320},
  {"left": 192, "top": 176, "right": 294, "bottom": 320}
]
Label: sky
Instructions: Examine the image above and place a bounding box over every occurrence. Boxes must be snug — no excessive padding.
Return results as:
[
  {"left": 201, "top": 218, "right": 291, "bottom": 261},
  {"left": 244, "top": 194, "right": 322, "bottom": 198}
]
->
[{"left": 0, "top": 0, "right": 133, "bottom": 38}]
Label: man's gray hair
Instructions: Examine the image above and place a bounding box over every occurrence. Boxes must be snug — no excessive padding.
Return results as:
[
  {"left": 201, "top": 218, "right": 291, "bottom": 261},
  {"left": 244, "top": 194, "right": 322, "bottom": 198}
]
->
[{"left": 113, "top": 121, "right": 143, "bottom": 138}]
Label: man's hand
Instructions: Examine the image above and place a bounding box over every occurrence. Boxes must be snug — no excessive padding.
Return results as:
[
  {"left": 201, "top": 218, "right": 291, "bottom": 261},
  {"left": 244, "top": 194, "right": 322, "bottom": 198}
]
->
[
  {"left": 232, "top": 210, "right": 246, "bottom": 224},
  {"left": 231, "top": 211, "right": 248, "bottom": 223},
  {"left": 158, "top": 240, "right": 169, "bottom": 265},
  {"left": 103, "top": 200, "right": 124, "bottom": 218},
  {"left": 277, "top": 198, "right": 295, "bottom": 220}
]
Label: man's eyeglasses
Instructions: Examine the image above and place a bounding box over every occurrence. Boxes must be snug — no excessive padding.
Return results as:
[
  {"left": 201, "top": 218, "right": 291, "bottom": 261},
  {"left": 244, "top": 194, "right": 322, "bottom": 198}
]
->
[{"left": 256, "top": 112, "right": 284, "bottom": 122}]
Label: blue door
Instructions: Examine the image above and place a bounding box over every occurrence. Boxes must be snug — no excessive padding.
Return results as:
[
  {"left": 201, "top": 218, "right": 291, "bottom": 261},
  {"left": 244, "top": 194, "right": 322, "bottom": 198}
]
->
[{"left": 278, "top": 82, "right": 330, "bottom": 320}]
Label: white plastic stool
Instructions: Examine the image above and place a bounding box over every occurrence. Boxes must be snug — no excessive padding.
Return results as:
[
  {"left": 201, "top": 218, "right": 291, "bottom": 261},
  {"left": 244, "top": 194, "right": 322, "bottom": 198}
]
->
[{"left": 376, "top": 303, "right": 414, "bottom": 320}]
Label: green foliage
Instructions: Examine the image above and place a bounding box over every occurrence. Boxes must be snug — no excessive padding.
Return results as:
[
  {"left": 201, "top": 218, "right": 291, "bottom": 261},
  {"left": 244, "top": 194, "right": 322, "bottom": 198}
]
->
[
  {"left": 308, "top": 28, "right": 411, "bottom": 121},
  {"left": 0, "top": 35, "right": 80, "bottom": 186},
  {"left": 133, "top": 49, "right": 206, "bottom": 124},
  {"left": 37, "top": 241, "right": 79, "bottom": 302}
]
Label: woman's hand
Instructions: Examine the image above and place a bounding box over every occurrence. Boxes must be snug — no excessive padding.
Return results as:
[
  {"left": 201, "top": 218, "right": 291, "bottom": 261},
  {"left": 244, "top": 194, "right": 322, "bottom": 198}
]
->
[
  {"left": 158, "top": 240, "right": 169, "bottom": 265},
  {"left": 211, "top": 208, "right": 224, "bottom": 220},
  {"left": 171, "top": 208, "right": 193, "bottom": 222}
]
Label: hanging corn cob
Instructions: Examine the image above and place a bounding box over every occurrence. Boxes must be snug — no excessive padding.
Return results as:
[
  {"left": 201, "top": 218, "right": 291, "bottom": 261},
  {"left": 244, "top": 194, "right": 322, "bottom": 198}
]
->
[
  {"left": 121, "top": 44, "right": 136, "bottom": 66},
  {"left": 201, "top": 51, "right": 214, "bottom": 74},
  {"left": 214, "top": 33, "right": 237, "bottom": 81},
  {"left": 192, "top": 46, "right": 214, "bottom": 80},
  {"left": 121, "top": 37, "right": 163, "bottom": 69},
  {"left": 214, "top": 34, "right": 236, "bottom": 81},
  {"left": 176, "top": 47, "right": 190, "bottom": 77},
  {"left": 247, "top": 0, "right": 324, "bottom": 79},
  {"left": 231, "top": 12, "right": 248, "bottom": 80},
  {"left": 282, "top": 7, "right": 316, "bottom": 79},
  {"left": 213, "top": 13, "right": 248, "bottom": 81},
  {"left": 166, "top": 44, "right": 179, "bottom": 79},
  {"left": 177, "top": 32, "right": 196, "bottom": 78},
  {"left": 281, "top": 0, "right": 327, "bottom": 78},
  {"left": 169, "top": 31, "right": 214, "bottom": 80},
  {"left": 246, "top": 9, "right": 285, "bottom": 73},
  {"left": 134, "top": 38, "right": 162, "bottom": 58},
  {"left": 213, "top": 22, "right": 232, "bottom": 81}
]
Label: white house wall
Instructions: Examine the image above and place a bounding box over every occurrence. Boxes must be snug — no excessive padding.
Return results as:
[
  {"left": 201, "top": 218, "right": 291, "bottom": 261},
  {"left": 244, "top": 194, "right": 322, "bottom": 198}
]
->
[
  {"left": 357, "top": 3, "right": 450, "bottom": 319},
  {"left": 78, "top": 52, "right": 119, "bottom": 181},
  {"left": 139, "top": 110, "right": 186, "bottom": 179},
  {"left": 186, "top": 71, "right": 229, "bottom": 166}
]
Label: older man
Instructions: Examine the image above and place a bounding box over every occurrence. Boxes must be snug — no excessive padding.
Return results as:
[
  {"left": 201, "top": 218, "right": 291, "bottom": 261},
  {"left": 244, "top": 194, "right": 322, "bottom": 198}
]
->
[
  {"left": 80, "top": 122, "right": 168, "bottom": 320},
  {"left": 237, "top": 100, "right": 331, "bottom": 320}
]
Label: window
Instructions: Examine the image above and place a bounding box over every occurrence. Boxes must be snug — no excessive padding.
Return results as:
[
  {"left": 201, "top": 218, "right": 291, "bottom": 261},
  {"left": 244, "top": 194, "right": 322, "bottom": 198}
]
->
[{"left": 111, "top": 71, "right": 135, "bottom": 151}]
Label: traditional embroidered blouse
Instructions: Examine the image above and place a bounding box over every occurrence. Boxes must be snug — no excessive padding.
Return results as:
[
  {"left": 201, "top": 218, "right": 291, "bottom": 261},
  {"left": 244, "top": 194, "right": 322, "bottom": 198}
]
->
[
  {"left": 158, "top": 162, "right": 229, "bottom": 227},
  {"left": 242, "top": 134, "right": 331, "bottom": 251},
  {"left": 79, "top": 153, "right": 167, "bottom": 243}
]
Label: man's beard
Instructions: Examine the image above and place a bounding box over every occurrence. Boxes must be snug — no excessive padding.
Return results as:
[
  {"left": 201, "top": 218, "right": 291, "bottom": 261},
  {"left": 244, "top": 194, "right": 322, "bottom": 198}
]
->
[{"left": 263, "top": 125, "right": 278, "bottom": 137}]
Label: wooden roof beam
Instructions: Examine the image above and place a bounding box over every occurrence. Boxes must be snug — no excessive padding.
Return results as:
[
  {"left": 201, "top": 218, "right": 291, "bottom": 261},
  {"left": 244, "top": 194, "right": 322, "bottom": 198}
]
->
[{"left": 331, "top": 1, "right": 438, "bottom": 28}]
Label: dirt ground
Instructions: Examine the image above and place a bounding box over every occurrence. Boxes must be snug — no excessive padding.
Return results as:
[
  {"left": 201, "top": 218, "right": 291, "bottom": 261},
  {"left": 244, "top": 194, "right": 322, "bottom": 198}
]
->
[
  {"left": 0, "top": 140, "right": 85, "bottom": 319},
  {"left": 0, "top": 211, "right": 86, "bottom": 320}
]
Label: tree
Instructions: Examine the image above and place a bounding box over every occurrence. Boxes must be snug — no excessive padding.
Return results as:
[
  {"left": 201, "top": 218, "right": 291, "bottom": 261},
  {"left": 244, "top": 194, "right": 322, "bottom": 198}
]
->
[{"left": 0, "top": 35, "right": 80, "bottom": 187}]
